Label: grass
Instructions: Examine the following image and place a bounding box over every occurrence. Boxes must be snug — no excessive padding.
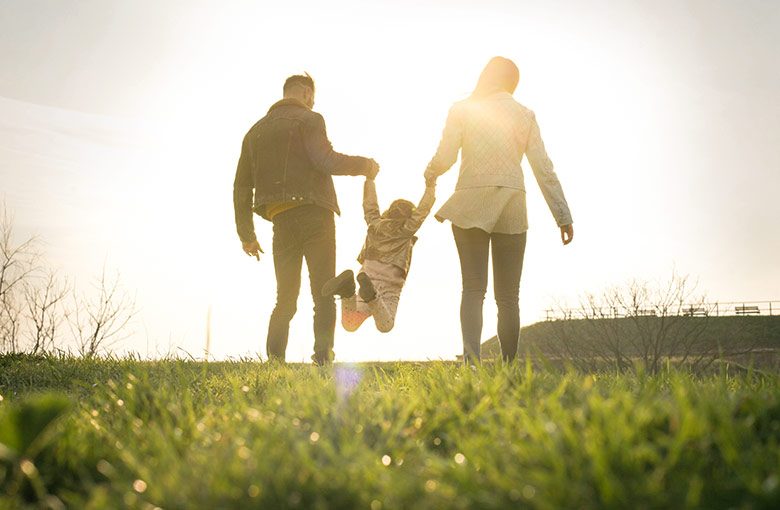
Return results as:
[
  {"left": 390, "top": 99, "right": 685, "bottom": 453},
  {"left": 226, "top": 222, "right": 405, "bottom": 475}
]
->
[{"left": 1, "top": 355, "right": 779, "bottom": 509}]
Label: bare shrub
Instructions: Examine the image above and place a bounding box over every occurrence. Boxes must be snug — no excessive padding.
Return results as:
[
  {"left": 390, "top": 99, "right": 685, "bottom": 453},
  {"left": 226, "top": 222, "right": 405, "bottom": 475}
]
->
[
  {"left": 0, "top": 206, "right": 40, "bottom": 353},
  {"left": 24, "top": 270, "right": 69, "bottom": 354},
  {"left": 69, "top": 268, "right": 137, "bottom": 357},
  {"left": 0, "top": 291, "right": 23, "bottom": 353},
  {"left": 546, "top": 273, "right": 744, "bottom": 373},
  {"left": 1, "top": 205, "right": 137, "bottom": 356}
]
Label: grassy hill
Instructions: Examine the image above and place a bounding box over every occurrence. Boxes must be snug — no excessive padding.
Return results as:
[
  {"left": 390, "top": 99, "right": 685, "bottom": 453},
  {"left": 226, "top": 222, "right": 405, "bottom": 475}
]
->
[
  {"left": 482, "top": 316, "right": 780, "bottom": 368},
  {"left": 1, "top": 356, "right": 779, "bottom": 508}
]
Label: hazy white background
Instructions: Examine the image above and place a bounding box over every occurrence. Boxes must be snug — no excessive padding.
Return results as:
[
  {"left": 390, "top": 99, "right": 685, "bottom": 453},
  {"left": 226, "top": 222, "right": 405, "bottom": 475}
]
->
[{"left": 1, "top": 0, "right": 778, "bottom": 361}]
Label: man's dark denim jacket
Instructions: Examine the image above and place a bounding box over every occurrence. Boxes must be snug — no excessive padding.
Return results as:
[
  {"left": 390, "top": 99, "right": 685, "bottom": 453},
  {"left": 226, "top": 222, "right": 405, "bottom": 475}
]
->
[{"left": 233, "top": 98, "right": 373, "bottom": 243}]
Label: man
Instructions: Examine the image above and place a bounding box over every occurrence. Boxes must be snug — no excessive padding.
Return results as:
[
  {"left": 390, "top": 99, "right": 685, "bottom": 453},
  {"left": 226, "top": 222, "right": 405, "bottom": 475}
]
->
[{"left": 233, "top": 74, "right": 379, "bottom": 364}]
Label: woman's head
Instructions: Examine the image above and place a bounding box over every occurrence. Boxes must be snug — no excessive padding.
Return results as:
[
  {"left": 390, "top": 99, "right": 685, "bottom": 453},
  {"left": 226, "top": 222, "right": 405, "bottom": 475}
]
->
[
  {"left": 471, "top": 57, "right": 520, "bottom": 99},
  {"left": 383, "top": 199, "right": 415, "bottom": 220}
]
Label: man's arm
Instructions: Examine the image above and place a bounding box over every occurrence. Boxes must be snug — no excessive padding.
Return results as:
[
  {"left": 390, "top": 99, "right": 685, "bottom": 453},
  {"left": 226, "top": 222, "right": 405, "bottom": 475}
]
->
[
  {"left": 402, "top": 185, "right": 436, "bottom": 234},
  {"left": 363, "top": 178, "right": 381, "bottom": 225},
  {"left": 233, "top": 134, "right": 257, "bottom": 244},
  {"left": 525, "top": 112, "right": 573, "bottom": 228},
  {"left": 303, "top": 113, "right": 377, "bottom": 177},
  {"left": 424, "top": 105, "right": 463, "bottom": 181}
]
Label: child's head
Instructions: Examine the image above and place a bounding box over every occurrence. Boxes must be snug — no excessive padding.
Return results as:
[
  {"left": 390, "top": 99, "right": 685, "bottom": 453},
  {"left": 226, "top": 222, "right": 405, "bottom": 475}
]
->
[{"left": 382, "top": 199, "right": 415, "bottom": 220}]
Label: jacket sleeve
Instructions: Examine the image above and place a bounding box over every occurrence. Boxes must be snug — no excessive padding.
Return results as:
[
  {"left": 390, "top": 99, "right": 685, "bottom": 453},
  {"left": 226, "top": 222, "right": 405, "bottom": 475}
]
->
[
  {"left": 525, "top": 112, "right": 573, "bottom": 227},
  {"left": 303, "top": 113, "right": 372, "bottom": 176},
  {"left": 403, "top": 185, "right": 436, "bottom": 234},
  {"left": 425, "top": 104, "right": 463, "bottom": 180},
  {"left": 363, "top": 179, "right": 381, "bottom": 225},
  {"left": 233, "top": 134, "right": 257, "bottom": 243}
]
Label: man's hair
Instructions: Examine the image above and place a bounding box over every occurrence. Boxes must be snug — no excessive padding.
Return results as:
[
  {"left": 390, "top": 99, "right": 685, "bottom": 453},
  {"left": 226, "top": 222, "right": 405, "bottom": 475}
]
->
[{"left": 283, "top": 73, "right": 315, "bottom": 95}]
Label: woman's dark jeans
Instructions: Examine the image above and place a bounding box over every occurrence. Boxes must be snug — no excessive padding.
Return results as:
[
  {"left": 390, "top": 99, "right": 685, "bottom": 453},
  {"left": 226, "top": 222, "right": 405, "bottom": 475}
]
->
[
  {"left": 452, "top": 225, "right": 527, "bottom": 363},
  {"left": 267, "top": 205, "right": 336, "bottom": 364}
]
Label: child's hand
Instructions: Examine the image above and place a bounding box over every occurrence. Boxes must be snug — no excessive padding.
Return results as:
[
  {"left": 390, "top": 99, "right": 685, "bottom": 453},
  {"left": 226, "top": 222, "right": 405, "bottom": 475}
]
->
[{"left": 365, "top": 159, "right": 380, "bottom": 180}]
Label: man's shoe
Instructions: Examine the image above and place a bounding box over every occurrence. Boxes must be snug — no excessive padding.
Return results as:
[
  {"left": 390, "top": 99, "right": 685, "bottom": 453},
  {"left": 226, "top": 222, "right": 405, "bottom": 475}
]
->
[
  {"left": 321, "top": 270, "right": 355, "bottom": 298},
  {"left": 311, "top": 351, "right": 334, "bottom": 366},
  {"left": 357, "top": 272, "right": 377, "bottom": 302},
  {"left": 266, "top": 354, "right": 287, "bottom": 365}
]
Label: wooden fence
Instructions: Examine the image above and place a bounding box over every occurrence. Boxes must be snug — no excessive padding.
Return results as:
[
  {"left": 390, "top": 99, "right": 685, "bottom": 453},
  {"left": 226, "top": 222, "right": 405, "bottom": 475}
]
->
[{"left": 544, "top": 301, "right": 779, "bottom": 321}]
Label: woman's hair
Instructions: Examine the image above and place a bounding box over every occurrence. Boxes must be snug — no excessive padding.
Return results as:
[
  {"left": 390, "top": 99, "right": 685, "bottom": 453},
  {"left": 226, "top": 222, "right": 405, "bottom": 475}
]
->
[
  {"left": 383, "top": 199, "right": 415, "bottom": 220},
  {"left": 471, "top": 57, "right": 519, "bottom": 99}
]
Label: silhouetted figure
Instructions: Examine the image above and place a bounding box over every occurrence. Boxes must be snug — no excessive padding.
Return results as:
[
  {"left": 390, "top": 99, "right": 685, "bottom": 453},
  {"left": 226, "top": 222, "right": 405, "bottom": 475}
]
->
[
  {"left": 425, "top": 57, "right": 574, "bottom": 363},
  {"left": 321, "top": 176, "right": 435, "bottom": 333},
  {"left": 233, "top": 74, "right": 379, "bottom": 364}
]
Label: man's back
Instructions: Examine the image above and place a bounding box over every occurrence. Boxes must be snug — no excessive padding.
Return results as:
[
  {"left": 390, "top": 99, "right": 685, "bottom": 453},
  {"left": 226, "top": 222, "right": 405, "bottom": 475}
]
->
[
  {"left": 242, "top": 98, "right": 340, "bottom": 220},
  {"left": 235, "top": 98, "right": 374, "bottom": 233}
]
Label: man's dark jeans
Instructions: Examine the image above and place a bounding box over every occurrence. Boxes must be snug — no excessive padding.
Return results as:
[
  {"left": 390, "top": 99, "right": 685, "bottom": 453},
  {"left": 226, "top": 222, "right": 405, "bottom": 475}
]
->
[
  {"left": 267, "top": 205, "right": 336, "bottom": 363},
  {"left": 452, "top": 225, "right": 527, "bottom": 363}
]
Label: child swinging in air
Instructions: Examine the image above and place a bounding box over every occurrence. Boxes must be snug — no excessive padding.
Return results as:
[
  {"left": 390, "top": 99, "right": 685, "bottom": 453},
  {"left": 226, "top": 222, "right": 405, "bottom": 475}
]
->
[{"left": 322, "top": 176, "right": 436, "bottom": 332}]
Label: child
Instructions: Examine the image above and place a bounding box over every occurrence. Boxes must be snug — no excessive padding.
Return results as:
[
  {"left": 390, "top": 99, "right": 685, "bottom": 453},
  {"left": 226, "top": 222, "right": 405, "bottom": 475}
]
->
[{"left": 322, "top": 176, "right": 435, "bottom": 332}]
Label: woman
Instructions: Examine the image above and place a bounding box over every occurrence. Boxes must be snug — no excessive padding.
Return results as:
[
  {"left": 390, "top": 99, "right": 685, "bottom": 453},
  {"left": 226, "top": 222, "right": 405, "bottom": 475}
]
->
[{"left": 424, "top": 56, "right": 574, "bottom": 363}]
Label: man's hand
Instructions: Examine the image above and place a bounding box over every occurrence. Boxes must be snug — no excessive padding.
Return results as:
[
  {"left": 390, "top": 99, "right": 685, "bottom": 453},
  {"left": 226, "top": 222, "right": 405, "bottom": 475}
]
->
[
  {"left": 366, "top": 159, "right": 380, "bottom": 180},
  {"left": 560, "top": 224, "right": 574, "bottom": 245},
  {"left": 242, "top": 240, "right": 264, "bottom": 260}
]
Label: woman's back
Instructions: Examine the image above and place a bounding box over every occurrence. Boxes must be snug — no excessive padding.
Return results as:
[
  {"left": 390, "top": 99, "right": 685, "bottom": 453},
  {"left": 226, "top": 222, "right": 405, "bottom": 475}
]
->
[{"left": 454, "top": 92, "right": 535, "bottom": 191}]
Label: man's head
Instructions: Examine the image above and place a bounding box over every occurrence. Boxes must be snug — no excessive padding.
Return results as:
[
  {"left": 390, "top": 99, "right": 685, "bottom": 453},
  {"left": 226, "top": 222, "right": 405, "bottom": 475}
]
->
[
  {"left": 283, "top": 73, "right": 315, "bottom": 109},
  {"left": 382, "top": 199, "right": 415, "bottom": 220}
]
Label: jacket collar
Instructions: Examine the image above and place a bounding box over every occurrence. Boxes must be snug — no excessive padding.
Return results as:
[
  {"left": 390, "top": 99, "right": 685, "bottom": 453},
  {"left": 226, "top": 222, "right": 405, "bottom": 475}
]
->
[
  {"left": 492, "top": 91, "right": 514, "bottom": 99},
  {"left": 268, "top": 98, "right": 311, "bottom": 113},
  {"left": 468, "top": 91, "right": 514, "bottom": 102}
]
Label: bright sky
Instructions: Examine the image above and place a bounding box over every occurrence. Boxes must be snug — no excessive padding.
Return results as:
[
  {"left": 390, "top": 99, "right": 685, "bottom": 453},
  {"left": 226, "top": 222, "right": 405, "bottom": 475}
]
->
[{"left": 1, "top": 0, "right": 778, "bottom": 361}]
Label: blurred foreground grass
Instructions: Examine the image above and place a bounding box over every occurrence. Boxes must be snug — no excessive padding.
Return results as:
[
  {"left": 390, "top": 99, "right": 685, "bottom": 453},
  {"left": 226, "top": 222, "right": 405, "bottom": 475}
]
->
[{"left": 1, "top": 355, "right": 779, "bottom": 509}]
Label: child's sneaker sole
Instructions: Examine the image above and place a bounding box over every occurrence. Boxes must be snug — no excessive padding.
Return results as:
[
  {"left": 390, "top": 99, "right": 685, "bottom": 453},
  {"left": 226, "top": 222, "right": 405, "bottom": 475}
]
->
[
  {"left": 321, "top": 270, "right": 355, "bottom": 298},
  {"left": 357, "top": 272, "right": 377, "bottom": 302}
]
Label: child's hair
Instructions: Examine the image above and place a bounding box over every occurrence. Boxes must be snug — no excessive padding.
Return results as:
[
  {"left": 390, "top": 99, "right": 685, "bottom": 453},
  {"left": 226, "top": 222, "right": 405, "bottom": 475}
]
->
[{"left": 382, "top": 199, "right": 415, "bottom": 220}]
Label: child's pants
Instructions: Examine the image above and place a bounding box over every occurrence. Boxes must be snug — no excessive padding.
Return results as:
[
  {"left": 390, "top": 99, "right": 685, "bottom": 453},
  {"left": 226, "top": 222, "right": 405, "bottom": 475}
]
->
[{"left": 341, "top": 259, "right": 406, "bottom": 333}]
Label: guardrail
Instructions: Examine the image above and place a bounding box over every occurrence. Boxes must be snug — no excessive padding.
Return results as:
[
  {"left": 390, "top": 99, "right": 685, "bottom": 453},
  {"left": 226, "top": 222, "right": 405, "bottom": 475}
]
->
[{"left": 544, "top": 301, "right": 780, "bottom": 321}]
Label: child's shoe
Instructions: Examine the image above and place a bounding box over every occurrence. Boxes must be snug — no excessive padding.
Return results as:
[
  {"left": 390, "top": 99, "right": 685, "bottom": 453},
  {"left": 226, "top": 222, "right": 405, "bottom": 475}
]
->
[
  {"left": 322, "top": 270, "right": 355, "bottom": 298},
  {"left": 356, "top": 272, "right": 377, "bottom": 302}
]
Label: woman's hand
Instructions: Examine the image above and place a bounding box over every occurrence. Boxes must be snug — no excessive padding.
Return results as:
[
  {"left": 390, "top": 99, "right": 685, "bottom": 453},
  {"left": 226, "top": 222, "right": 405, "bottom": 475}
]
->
[{"left": 560, "top": 224, "right": 574, "bottom": 245}]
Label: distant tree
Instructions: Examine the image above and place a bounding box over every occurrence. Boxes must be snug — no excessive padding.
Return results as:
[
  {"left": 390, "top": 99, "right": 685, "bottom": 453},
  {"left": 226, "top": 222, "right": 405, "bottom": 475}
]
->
[
  {"left": 0, "top": 205, "right": 40, "bottom": 353},
  {"left": 68, "top": 268, "right": 136, "bottom": 357},
  {"left": 24, "top": 270, "right": 69, "bottom": 354},
  {"left": 1, "top": 205, "right": 139, "bottom": 356}
]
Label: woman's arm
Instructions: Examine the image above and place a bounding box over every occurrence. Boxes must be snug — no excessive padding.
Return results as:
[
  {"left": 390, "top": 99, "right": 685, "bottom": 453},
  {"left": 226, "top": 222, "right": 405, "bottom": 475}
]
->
[
  {"left": 424, "top": 105, "right": 463, "bottom": 180},
  {"left": 525, "top": 112, "right": 573, "bottom": 228}
]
